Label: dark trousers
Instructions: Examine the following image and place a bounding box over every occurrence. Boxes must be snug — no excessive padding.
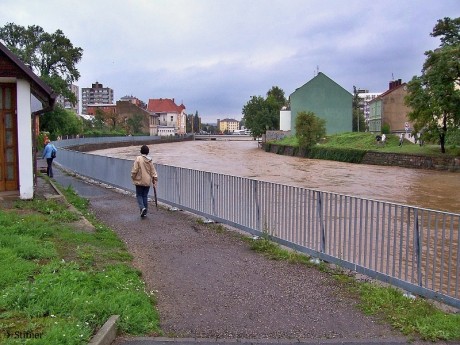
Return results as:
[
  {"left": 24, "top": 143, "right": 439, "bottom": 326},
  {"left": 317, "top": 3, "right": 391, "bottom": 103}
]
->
[
  {"left": 135, "top": 185, "right": 150, "bottom": 211},
  {"left": 46, "top": 158, "right": 54, "bottom": 178}
]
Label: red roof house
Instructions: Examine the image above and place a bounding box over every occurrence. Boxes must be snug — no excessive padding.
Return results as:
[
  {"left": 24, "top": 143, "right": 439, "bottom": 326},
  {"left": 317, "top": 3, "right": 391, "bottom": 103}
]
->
[{"left": 147, "top": 98, "right": 186, "bottom": 135}]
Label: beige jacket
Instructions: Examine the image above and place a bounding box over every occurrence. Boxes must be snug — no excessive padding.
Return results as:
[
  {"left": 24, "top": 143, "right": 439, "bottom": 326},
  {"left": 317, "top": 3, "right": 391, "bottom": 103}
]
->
[{"left": 131, "top": 155, "right": 158, "bottom": 186}]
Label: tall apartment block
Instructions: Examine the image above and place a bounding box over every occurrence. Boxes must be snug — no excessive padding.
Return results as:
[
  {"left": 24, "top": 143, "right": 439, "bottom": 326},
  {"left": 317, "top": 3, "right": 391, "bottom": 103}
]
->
[
  {"left": 56, "top": 84, "right": 80, "bottom": 113},
  {"left": 81, "top": 82, "right": 114, "bottom": 114}
]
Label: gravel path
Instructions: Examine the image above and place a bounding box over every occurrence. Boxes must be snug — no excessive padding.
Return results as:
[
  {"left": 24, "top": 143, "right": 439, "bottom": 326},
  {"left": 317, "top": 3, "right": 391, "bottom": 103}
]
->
[{"left": 54, "top": 174, "right": 404, "bottom": 342}]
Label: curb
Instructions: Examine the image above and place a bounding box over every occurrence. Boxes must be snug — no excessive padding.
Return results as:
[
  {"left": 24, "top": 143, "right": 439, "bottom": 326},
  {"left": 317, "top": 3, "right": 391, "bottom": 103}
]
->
[
  {"left": 45, "top": 173, "right": 96, "bottom": 232},
  {"left": 88, "top": 315, "right": 119, "bottom": 345},
  {"left": 45, "top": 177, "right": 65, "bottom": 200}
]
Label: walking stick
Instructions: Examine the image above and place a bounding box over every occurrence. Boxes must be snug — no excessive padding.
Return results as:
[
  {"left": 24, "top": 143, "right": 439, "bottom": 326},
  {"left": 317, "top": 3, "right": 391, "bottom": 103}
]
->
[{"left": 153, "top": 185, "right": 158, "bottom": 210}]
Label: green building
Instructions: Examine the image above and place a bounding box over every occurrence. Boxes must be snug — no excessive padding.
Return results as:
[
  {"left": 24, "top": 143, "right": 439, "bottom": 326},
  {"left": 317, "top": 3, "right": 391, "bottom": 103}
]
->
[
  {"left": 368, "top": 97, "right": 383, "bottom": 133},
  {"left": 290, "top": 72, "right": 352, "bottom": 135}
]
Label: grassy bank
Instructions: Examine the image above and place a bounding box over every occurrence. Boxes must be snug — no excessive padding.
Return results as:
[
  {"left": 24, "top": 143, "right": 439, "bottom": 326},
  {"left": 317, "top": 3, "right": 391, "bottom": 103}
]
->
[
  {"left": 272, "top": 132, "right": 460, "bottom": 158},
  {"left": 0, "top": 185, "right": 160, "bottom": 344}
]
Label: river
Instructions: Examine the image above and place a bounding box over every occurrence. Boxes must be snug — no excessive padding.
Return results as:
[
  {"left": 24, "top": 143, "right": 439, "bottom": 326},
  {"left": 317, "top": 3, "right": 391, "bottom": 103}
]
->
[{"left": 91, "top": 140, "right": 460, "bottom": 214}]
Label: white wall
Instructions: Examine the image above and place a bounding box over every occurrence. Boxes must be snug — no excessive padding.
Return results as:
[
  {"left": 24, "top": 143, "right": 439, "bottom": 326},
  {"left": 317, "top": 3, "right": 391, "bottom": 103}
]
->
[
  {"left": 16, "top": 79, "right": 34, "bottom": 199},
  {"left": 280, "top": 110, "right": 291, "bottom": 131}
]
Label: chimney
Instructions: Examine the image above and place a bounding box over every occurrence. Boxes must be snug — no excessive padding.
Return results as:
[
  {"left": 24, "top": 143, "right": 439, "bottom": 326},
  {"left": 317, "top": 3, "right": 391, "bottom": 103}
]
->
[{"left": 389, "top": 79, "right": 403, "bottom": 90}]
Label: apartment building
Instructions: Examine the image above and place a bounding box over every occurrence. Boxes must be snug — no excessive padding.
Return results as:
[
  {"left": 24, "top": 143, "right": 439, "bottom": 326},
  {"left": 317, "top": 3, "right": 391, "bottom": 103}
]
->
[
  {"left": 218, "top": 118, "right": 240, "bottom": 133},
  {"left": 81, "top": 82, "right": 114, "bottom": 114},
  {"left": 55, "top": 84, "right": 79, "bottom": 113}
]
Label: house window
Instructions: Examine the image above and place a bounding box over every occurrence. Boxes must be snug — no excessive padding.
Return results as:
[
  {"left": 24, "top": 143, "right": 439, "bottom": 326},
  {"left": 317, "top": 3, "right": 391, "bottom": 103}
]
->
[{"left": 170, "top": 116, "right": 174, "bottom": 122}]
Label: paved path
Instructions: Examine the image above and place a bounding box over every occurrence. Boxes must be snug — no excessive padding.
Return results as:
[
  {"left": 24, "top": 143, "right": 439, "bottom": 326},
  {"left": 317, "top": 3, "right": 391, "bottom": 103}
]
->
[{"left": 46, "top": 163, "right": 454, "bottom": 345}]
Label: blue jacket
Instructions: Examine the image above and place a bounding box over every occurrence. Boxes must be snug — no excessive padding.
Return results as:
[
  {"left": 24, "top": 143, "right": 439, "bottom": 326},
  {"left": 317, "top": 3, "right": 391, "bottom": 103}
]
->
[{"left": 42, "top": 143, "right": 57, "bottom": 159}]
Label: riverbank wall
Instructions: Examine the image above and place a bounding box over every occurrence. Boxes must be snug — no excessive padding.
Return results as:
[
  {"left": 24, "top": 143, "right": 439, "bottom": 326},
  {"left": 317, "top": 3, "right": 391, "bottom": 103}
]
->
[
  {"left": 263, "top": 143, "right": 460, "bottom": 172},
  {"left": 64, "top": 136, "right": 193, "bottom": 152}
]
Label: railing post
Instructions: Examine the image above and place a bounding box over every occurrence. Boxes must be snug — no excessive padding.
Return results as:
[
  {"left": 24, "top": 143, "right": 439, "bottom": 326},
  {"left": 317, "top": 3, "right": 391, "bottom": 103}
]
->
[
  {"left": 174, "top": 168, "right": 181, "bottom": 205},
  {"left": 209, "top": 173, "right": 217, "bottom": 217},
  {"left": 253, "top": 180, "right": 261, "bottom": 231},
  {"left": 414, "top": 208, "right": 422, "bottom": 286},
  {"left": 317, "top": 191, "right": 326, "bottom": 253}
]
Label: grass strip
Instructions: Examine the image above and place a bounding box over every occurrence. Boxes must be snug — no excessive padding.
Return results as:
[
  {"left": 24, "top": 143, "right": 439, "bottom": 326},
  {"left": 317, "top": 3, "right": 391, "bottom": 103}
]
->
[{"left": 0, "top": 187, "right": 160, "bottom": 344}]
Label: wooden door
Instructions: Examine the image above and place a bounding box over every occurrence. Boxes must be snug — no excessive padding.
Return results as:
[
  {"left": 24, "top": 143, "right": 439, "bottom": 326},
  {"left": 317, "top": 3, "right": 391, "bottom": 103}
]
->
[{"left": 0, "top": 84, "right": 18, "bottom": 191}]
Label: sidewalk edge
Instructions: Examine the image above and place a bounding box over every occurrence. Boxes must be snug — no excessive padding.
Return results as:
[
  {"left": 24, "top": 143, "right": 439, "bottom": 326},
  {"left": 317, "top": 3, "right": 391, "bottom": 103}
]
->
[{"left": 88, "top": 315, "right": 119, "bottom": 345}]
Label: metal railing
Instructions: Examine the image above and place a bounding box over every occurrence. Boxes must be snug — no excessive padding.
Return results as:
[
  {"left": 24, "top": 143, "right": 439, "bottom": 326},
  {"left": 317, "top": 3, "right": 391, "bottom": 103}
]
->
[{"left": 54, "top": 145, "right": 460, "bottom": 309}]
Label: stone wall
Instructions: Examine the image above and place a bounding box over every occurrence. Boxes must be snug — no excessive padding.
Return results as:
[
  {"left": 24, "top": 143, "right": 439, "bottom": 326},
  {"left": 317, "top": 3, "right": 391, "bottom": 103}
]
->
[
  {"left": 263, "top": 144, "right": 460, "bottom": 172},
  {"left": 263, "top": 130, "right": 291, "bottom": 142},
  {"left": 362, "top": 152, "right": 460, "bottom": 172}
]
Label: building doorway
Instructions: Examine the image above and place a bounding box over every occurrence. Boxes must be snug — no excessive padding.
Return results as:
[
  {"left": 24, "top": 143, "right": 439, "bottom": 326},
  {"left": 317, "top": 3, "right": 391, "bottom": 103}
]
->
[{"left": 0, "top": 83, "right": 18, "bottom": 192}]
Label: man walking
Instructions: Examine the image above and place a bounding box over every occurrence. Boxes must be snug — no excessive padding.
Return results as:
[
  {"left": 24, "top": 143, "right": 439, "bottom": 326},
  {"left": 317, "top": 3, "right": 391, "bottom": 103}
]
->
[{"left": 131, "top": 145, "right": 158, "bottom": 217}]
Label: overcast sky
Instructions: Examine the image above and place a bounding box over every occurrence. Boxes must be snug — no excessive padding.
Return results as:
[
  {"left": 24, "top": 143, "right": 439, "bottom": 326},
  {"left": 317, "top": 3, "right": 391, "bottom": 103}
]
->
[{"left": 1, "top": 0, "right": 459, "bottom": 123}]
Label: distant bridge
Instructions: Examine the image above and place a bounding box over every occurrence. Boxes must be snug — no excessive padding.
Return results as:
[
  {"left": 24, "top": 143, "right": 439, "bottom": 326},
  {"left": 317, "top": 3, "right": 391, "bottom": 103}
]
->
[{"left": 193, "top": 134, "right": 256, "bottom": 141}]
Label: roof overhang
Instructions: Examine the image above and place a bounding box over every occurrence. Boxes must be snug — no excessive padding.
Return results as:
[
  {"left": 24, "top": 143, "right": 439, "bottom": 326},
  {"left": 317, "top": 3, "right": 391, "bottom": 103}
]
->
[{"left": 0, "top": 41, "right": 56, "bottom": 110}]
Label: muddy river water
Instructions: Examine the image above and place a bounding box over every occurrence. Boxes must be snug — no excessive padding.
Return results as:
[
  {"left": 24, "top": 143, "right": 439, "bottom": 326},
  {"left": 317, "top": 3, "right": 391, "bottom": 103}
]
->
[{"left": 92, "top": 140, "right": 460, "bottom": 214}]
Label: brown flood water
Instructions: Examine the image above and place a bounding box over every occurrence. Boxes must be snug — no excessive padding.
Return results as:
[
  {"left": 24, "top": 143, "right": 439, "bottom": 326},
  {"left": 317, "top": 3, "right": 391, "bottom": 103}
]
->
[{"left": 92, "top": 140, "right": 460, "bottom": 214}]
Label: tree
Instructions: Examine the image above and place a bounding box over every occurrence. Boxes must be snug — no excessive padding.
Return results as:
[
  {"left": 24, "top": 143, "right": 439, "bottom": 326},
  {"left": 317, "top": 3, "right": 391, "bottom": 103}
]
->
[
  {"left": 266, "top": 86, "right": 287, "bottom": 109},
  {"left": 242, "top": 86, "right": 285, "bottom": 139},
  {"left": 106, "top": 111, "right": 121, "bottom": 130},
  {"left": 0, "top": 22, "right": 83, "bottom": 104},
  {"left": 193, "top": 111, "right": 200, "bottom": 133},
  {"left": 295, "top": 111, "right": 326, "bottom": 149},
  {"left": 352, "top": 86, "right": 366, "bottom": 132},
  {"left": 242, "top": 95, "right": 279, "bottom": 138},
  {"left": 186, "top": 114, "right": 193, "bottom": 133},
  {"left": 93, "top": 109, "right": 107, "bottom": 131},
  {"left": 405, "top": 17, "right": 460, "bottom": 153},
  {"left": 126, "top": 113, "right": 145, "bottom": 134},
  {"left": 40, "top": 105, "right": 82, "bottom": 139}
]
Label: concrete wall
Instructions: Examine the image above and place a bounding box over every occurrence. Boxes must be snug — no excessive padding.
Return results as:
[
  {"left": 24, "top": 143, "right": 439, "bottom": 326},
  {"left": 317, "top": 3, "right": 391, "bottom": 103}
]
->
[{"left": 60, "top": 136, "right": 193, "bottom": 152}]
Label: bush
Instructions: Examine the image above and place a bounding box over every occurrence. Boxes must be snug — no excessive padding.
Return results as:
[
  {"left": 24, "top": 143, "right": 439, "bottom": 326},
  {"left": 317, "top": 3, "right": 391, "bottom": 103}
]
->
[
  {"left": 36, "top": 132, "right": 50, "bottom": 151},
  {"left": 295, "top": 111, "right": 326, "bottom": 149},
  {"left": 446, "top": 128, "right": 460, "bottom": 147},
  {"left": 381, "top": 123, "right": 390, "bottom": 134}
]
